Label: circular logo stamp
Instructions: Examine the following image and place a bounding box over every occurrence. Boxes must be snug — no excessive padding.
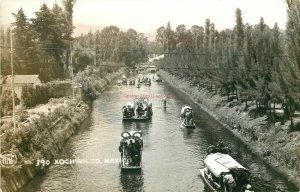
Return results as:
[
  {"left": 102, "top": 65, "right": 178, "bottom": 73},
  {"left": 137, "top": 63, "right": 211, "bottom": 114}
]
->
[{"left": 0, "top": 151, "right": 17, "bottom": 168}]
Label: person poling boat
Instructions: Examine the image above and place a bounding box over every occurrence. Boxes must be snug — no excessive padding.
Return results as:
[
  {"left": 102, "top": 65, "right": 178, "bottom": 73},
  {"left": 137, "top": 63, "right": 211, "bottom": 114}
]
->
[
  {"left": 162, "top": 97, "right": 167, "bottom": 108},
  {"left": 199, "top": 141, "right": 254, "bottom": 192},
  {"left": 181, "top": 105, "right": 195, "bottom": 128},
  {"left": 119, "top": 131, "right": 143, "bottom": 170}
]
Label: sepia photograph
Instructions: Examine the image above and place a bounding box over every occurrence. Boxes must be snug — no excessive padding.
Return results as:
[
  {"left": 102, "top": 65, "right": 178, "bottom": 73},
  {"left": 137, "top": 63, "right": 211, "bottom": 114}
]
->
[{"left": 0, "top": 0, "right": 300, "bottom": 191}]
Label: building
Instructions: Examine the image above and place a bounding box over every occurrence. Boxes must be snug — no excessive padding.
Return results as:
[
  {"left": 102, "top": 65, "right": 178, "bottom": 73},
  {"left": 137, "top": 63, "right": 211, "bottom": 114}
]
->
[
  {"left": 1, "top": 75, "right": 42, "bottom": 99},
  {"left": 148, "top": 54, "right": 165, "bottom": 63}
]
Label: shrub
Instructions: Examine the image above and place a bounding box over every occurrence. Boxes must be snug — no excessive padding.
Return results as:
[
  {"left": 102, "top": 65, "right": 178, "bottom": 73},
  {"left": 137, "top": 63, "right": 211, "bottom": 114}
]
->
[{"left": 1, "top": 89, "right": 20, "bottom": 116}]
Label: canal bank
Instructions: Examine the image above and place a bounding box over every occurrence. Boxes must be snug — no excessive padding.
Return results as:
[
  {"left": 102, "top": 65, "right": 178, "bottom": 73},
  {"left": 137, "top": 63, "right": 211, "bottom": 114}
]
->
[
  {"left": 1, "top": 69, "right": 124, "bottom": 192},
  {"left": 159, "top": 70, "right": 300, "bottom": 189}
]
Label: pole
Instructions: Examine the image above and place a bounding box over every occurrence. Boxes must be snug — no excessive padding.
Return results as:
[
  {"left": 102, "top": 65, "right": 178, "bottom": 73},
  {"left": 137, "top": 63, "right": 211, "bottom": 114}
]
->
[
  {"left": 94, "top": 34, "right": 96, "bottom": 66},
  {"left": 10, "top": 29, "right": 16, "bottom": 130},
  {"left": 70, "top": 46, "right": 74, "bottom": 99}
]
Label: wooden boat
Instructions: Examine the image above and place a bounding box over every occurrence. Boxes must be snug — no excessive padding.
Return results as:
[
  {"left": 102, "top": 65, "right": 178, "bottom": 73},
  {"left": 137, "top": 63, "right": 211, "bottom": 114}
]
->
[
  {"left": 122, "top": 98, "right": 153, "bottom": 121},
  {"left": 155, "top": 77, "right": 162, "bottom": 82},
  {"left": 181, "top": 105, "right": 196, "bottom": 128},
  {"left": 119, "top": 131, "right": 143, "bottom": 170},
  {"left": 181, "top": 121, "right": 196, "bottom": 128},
  {"left": 121, "top": 75, "right": 127, "bottom": 85},
  {"left": 128, "top": 78, "right": 135, "bottom": 85},
  {"left": 199, "top": 151, "right": 253, "bottom": 192}
]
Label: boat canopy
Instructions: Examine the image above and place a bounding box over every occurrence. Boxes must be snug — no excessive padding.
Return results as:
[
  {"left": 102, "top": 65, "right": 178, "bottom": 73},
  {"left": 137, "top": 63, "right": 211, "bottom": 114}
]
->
[
  {"left": 121, "top": 131, "right": 143, "bottom": 144},
  {"left": 204, "top": 152, "right": 246, "bottom": 177},
  {"left": 125, "top": 102, "right": 135, "bottom": 108},
  {"left": 181, "top": 105, "right": 193, "bottom": 114}
]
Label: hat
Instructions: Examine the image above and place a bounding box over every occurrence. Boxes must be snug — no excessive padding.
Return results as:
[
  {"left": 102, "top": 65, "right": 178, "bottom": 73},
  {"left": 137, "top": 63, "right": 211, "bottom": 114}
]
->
[{"left": 246, "top": 184, "right": 252, "bottom": 189}]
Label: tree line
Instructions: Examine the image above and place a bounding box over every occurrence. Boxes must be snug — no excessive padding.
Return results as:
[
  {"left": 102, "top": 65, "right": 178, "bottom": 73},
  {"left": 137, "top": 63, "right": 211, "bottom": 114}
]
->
[
  {"left": 0, "top": 0, "right": 148, "bottom": 81},
  {"left": 156, "top": 1, "right": 300, "bottom": 129},
  {"left": 72, "top": 26, "right": 148, "bottom": 73},
  {"left": 1, "top": 0, "right": 75, "bottom": 81}
]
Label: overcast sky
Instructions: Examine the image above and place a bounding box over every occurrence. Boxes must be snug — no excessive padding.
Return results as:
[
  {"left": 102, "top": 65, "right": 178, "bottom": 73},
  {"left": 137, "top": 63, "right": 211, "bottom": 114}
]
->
[{"left": 0, "top": 0, "right": 288, "bottom": 35}]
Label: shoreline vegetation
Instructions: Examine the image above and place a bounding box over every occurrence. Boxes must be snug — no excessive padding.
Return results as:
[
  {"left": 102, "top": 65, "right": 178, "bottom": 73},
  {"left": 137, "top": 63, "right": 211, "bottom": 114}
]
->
[
  {"left": 0, "top": 67, "right": 124, "bottom": 192},
  {"left": 159, "top": 70, "right": 300, "bottom": 189}
]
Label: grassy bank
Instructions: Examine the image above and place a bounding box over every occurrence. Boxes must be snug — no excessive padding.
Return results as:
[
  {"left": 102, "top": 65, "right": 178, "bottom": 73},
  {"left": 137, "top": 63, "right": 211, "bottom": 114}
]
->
[
  {"left": 159, "top": 70, "right": 300, "bottom": 188},
  {"left": 1, "top": 98, "right": 90, "bottom": 192}
]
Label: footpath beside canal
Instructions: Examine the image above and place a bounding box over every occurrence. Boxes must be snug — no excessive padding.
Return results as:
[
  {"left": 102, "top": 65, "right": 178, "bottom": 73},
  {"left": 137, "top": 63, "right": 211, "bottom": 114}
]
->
[
  {"left": 1, "top": 68, "right": 124, "bottom": 192},
  {"left": 159, "top": 70, "right": 300, "bottom": 189}
]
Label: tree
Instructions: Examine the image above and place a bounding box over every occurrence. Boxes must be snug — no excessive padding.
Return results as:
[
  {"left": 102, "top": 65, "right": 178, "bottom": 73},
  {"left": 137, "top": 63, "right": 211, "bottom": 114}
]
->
[{"left": 1, "top": 90, "right": 20, "bottom": 116}]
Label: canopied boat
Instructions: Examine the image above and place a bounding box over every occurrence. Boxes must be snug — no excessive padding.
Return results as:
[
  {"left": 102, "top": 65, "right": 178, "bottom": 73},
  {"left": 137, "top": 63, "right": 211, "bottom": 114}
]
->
[
  {"left": 119, "top": 131, "right": 143, "bottom": 170},
  {"left": 181, "top": 105, "right": 196, "bottom": 128},
  {"left": 199, "top": 146, "right": 254, "bottom": 192},
  {"left": 122, "top": 97, "right": 153, "bottom": 121},
  {"left": 121, "top": 76, "right": 127, "bottom": 85},
  {"left": 143, "top": 77, "right": 151, "bottom": 86},
  {"left": 128, "top": 78, "right": 135, "bottom": 85}
]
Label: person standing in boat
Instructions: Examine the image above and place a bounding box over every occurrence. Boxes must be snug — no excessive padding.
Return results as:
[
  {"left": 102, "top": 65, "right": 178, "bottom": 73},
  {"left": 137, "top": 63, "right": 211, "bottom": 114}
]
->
[
  {"left": 223, "top": 173, "right": 237, "bottom": 192},
  {"left": 162, "top": 97, "right": 167, "bottom": 108},
  {"left": 132, "top": 140, "right": 141, "bottom": 166},
  {"left": 119, "top": 140, "right": 128, "bottom": 158},
  {"left": 127, "top": 140, "right": 134, "bottom": 163}
]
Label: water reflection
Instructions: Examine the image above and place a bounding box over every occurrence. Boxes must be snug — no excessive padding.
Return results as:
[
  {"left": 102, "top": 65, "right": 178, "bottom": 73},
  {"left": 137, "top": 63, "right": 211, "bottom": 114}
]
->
[{"left": 119, "top": 170, "right": 144, "bottom": 192}]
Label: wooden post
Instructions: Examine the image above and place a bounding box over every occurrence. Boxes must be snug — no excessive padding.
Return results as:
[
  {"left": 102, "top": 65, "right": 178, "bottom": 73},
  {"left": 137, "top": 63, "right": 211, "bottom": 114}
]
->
[{"left": 70, "top": 46, "right": 74, "bottom": 99}]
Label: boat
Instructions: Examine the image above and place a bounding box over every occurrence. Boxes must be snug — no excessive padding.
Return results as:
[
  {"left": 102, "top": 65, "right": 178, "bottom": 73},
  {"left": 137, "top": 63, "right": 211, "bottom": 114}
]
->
[
  {"left": 143, "top": 78, "right": 151, "bottom": 86},
  {"left": 154, "top": 74, "right": 162, "bottom": 82},
  {"left": 119, "top": 131, "right": 143, "bottom": 170},
  {"left": 122, "top": 97, "right": 153, "bottom": 121},
  {"left": 128, "top": 78, "right": 135, "bottom": 85},
  {"left": 155, "top": 77, "right": 162, "bottom": 82},
  {"left": 121, "top": 76, "right": 127, "bottom": 85},
  {"left": 199, "top": 146, "right": 254, "bottom": 192},
  {"left": 181, "top": 105, "right": 196, "bottom": 128}
]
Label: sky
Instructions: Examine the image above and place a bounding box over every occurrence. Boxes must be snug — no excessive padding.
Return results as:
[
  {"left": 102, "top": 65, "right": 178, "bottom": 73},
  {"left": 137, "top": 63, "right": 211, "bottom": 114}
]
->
[{"left": 0, "top": 0, "right": 288, "bottom": 39}]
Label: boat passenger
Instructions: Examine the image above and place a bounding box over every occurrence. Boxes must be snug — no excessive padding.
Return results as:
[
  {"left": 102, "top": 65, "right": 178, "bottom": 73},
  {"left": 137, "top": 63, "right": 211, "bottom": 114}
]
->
[
  {"left": 128, "top": 140, "right": 134, "bottom": 157},
  {"left": 223, "top": 173, "right": 237, "bottom": 192},
  {"left": 132, "top": 142, "right": 141, "bottom": 165},
  {"left": 243, "top": 184, "right": 254, "bottom": 192},
  {"left": 136, "top": 103, "right": 144, "bottom": 117},
  {"left": 119, "top": 140, "right": 128, "bottom": 158},
  {"left": 123, "top": 106, "right": 131, "bottom": 118},
  {"left": 142, "top": 108, "right": 148, "bottom": 118}
]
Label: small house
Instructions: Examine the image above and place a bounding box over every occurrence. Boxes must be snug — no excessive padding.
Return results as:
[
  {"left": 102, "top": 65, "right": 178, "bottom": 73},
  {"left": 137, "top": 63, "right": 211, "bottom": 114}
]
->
[{"left": 1, "top": 75, "right": 42, "bottom": 99}]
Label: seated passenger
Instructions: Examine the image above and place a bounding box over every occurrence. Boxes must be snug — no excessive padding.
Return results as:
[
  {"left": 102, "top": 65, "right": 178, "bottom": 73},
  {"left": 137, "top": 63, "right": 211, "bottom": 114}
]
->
[
  {"left": 142, "top": 109, "right": 148, "bottom": 118},
  {"left": 123, "top": 106, "right": 130, "bottom": 118},
  {"left": 244, "top": 184, "right": 254, "bottom": 192},
  {"left": 136, "top": 104, "right": 144, "bottom": 117}
]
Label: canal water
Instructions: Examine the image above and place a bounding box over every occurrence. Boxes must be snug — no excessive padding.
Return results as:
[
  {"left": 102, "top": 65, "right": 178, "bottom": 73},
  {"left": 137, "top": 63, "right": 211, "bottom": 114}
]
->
[{"left": 20, "top": 76, "right": 298, "bottom": 192}]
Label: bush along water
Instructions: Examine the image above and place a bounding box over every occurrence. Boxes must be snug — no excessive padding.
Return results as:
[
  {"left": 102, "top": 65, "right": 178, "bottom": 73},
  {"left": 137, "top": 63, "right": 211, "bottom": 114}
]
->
[{"left": 1, "top": 99, "right": 89, "bottom": 192}]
